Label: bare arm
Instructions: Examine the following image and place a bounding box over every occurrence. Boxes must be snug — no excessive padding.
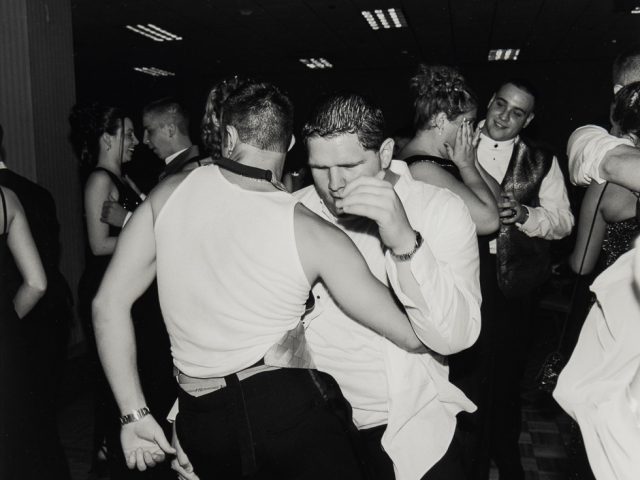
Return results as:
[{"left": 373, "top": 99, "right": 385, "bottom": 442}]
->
[
  {"left": 568, "top": 182, "right": 607, "bottom": 275},
  {"left": 3, "top": 187, "right": 47, "bottom": 318},
  {"left": 85, "top": 170, "right": 121, "bottom": 255},
  {"left": 409, "top": 161, "right": 498, "bottom": 234},
  {"left": 600, "top": 144, "right": 640, "bottom": 191},
  {"left": 93, "top": 199, "right": 174, "bottom": 469},
  {"left": 294, "top": 204, "right": 424, "bottom": 353}
]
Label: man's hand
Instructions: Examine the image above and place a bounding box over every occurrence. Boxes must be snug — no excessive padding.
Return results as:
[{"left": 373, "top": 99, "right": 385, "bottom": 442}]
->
[
  {"left": 121, "top": 415, "right": 176, "bottom": 471},
  {"left": 336, "top": 172, "right": 415, "bottom": 254},
  {"left": 444, "top": 119, "right": 477, "bottom": 170},
  {"left": 498, "top": 191, "right": 528, "bottom": 225},
  {"left": 171, "top": 421, "right": 200, "bottom": 480},
  {"left": 101, "top": 194, "right": 129, "bottom": 227}
]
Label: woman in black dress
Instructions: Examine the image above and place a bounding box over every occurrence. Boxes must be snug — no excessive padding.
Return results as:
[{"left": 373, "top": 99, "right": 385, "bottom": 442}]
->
[
  {"left": 398, "top": 64, "right": 499, "bottom": 480},
  {"left": 69, "top": 104, "right": 143, "bottom": 478},
  {"left": 0, "top": 186, "right": 48, "bottom": 479}
]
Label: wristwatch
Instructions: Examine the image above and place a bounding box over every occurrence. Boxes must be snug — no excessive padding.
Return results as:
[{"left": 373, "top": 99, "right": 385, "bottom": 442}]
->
[
  {"left": 119, "top": 406, "right": 151, "bottom": 426},
  {"left": 390, "top": 230, "right": 423, "bottom": 261}
]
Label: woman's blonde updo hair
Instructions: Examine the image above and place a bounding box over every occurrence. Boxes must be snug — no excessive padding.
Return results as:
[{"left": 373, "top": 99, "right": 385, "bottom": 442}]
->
[
  {"left": 201, "top": 75, "right": 253, "bottom": 156},
  {"left": 410, "top": 64, "right": 477, "bottom": 131}
]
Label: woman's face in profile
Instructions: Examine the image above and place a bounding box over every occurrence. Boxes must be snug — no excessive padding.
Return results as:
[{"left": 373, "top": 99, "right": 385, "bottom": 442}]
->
[{"left": 119, "top": 117, "right": 139, "bottom": 163}]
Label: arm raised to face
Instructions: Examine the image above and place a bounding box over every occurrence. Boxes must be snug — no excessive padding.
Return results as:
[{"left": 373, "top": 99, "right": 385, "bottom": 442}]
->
[{"left": 294, "top": 203, "right": 424, "bottom": 353}]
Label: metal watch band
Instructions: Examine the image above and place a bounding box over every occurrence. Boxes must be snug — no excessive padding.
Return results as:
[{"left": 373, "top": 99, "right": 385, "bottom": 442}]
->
[
  {"left": 390, "top": 230, "right": 423, "bottom": 261},
  {"left": 119, "top": 406, "right": 150, "bottom": 426}
]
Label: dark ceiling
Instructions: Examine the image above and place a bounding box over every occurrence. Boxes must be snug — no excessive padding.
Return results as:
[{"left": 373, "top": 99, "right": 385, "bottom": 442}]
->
[
  {"left": 69, "top": 0, "right": 640, "bottom": 159},
  {"left": 71, "top": 0, "right": 640, "bottom": 78}
]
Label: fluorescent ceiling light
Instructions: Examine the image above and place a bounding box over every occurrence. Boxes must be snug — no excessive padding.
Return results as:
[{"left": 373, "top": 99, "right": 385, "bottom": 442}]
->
[
  {"left": 133, "top": 67, "right": 175, "bottom": 77},
  {"left": 299, "top": 57, "right": 333, "bottom": 69},
  {"left": 632, "top": 6, "right": 640, "bottom": 13},
  {"left": 126, "top": 24, "right": 182, "bottom": 42},
  {"left": 361, "top": 8, "right": 407, "bottom": 30},
  {"left": 488, "top": 48, "right": 521, "bottom": 61}
]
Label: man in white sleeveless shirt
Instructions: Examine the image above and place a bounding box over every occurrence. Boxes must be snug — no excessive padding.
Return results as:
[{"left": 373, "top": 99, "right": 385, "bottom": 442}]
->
[{"left": 92, "top": 82, "right": 425, "bottom": 479}]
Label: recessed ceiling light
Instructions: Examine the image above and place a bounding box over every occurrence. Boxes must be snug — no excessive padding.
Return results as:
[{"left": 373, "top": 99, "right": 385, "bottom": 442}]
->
[
  {"left": 133, "top": 67, "right": 175, "bottom": 77},
  {"left": 361, "top": 8, "right": 407, "bottom": 30},
  {"left": 126, "top": 24, "right": 182, "bottom": 42},
  {"left": 299, "top": 57, "right": 333, "bottom": 69},
  {"left": 488, "top": 48, "right": 521, "bottom": 61}
]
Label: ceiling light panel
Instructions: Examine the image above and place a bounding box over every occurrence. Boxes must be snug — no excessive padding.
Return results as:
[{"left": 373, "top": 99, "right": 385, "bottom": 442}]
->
[
  {"left": 133, "top": 67, "right": 175, "bottom": 77},
  {"left": 126, "top": 24, "right": 182, "bottom": 42},
  {"left": 361, "top": 8, "right": 407, "bottom": 30},
  {"left": 488, "top": 48, "right": 521, "bottom": 61},
  {"left": 632, "top": 6, "right": 640, "bottom": 13},
  {"left": 299, "top": 58, "right": 333, "bottom": 69}
]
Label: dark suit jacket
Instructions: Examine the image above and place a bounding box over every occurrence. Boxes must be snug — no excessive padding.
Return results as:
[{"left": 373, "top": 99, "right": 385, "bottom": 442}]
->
[
  {"left": 159, "top": 145, "right": 206, "bottom": 180},
  {"left": 0, "top": 168, "right": 72, "bottom": 318}
]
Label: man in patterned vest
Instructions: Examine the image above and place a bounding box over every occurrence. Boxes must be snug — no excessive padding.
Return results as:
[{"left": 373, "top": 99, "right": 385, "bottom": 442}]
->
[{"left": 476, "top": 79, "right": 574, "bottom": 480}]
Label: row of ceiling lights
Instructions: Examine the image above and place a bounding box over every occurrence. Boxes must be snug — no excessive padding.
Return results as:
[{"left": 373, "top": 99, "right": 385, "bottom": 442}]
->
[{"left": 128, "top": 3, "right": 640, "bottom": 77}]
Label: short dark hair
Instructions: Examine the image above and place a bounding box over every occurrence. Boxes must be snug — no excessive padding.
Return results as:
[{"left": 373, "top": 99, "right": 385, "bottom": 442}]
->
[
  {"left": 612, "top": 48, "right": 640, "bottom": 86},
  {"left": 301, "top": 93, "right": 385, "bottom": 151},
  {"left": 498, "top": 78, "right": 538, "bottom": 109},
  {"left": 142, "top": 97, "right": 190, "bottom": 136},
  {"left": 221, "top": 82, "right": 293, "bottom": 153},
  {"left": 612, "top": 81, "right": 640, "bottom": 136},
  {"left": 410, "top": 64, "right": 478, "bottom": 131}
]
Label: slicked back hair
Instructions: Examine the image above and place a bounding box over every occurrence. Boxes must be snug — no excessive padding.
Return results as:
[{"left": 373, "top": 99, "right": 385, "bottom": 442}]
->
[
  {"left": 142, "top": 97, "right": 190, "bottom": 136},
  {"left": 301, "top": 93, "right": 386, "bottom": 151},
  {"left": 613, "top": 48, "right": 640, "bottom": 86},
  {"left": 220, "top": 82, "right": 293, "bottom": 153}
]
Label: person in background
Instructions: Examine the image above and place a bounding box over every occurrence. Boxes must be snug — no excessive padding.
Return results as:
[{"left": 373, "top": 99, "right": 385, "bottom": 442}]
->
[
  {"left": 476, "top": 79, "right": 574, "bottom": 480},
  {"left": 0, "top": 123, "right": 71, "bottom": 480},
  {"left": 0, "top": 185, "right": 48, "bottom": 479},
  {"left": 398, "top": 63, "right": 499, "bottom": 480}
]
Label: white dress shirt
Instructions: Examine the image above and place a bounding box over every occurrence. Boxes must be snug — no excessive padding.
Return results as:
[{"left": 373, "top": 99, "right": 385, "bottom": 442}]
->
[
  {"left": 295, "top": 160, "right": 481, "bottom": 480},
  {"left": 567, "top": 125, "right": 634, "bottom": 186},
  {"left": 554, "top": 242, "right": 640, "bottom": 480},
  {"left": 477, "top": 130, "right": 573, "bottom": 253}
]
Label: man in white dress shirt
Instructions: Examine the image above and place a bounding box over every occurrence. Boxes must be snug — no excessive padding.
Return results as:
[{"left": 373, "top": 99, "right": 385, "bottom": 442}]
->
[
  {"left": 476, "top": 79, "right": 573, "bottom": 480},
  {"left": 568, "top": 48, "right": 640, "bottom": 189},
  {"left": 296, "top": 92, "right": 481, "bottom": 480}
]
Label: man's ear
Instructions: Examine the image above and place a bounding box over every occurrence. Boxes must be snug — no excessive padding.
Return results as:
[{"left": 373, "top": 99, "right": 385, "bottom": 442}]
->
[
  {"left": 434, "top": 112, "right": 447, "bottom": 130},
  {"left": 166, "top": 123, "right": 177, "bottom": 138},
  {"left": 379, "top": 137, "right": 395, "bottom": 169},
  {"left": 288, "top": 134, "right": 296, "bottom": 152},
  {"left": 523, "top": 112, "right": 535, "bottom": 129}
]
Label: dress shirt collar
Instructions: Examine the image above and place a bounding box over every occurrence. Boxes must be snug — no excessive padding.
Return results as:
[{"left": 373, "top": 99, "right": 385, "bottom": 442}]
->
[
  {"left": 165, "top": 147, "right": 189, "bottom": 165},
  {"left": 478, "top": 119, "right": 518, "bottom": 151}
]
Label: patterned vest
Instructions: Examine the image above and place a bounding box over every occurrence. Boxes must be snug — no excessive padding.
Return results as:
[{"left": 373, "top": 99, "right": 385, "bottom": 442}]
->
[{"left": 496, "top": 137, "right": 554, "bottom": 298}]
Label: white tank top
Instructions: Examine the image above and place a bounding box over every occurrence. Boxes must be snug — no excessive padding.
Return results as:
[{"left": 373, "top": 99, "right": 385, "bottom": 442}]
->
[{"left": 154, "top": 165, "right": 310, "bottom": 377}]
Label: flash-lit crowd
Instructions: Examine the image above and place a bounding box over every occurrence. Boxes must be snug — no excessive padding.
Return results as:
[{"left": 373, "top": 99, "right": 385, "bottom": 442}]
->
[{"left": 2, "top": 49, "right": 640, "bottom": 480}]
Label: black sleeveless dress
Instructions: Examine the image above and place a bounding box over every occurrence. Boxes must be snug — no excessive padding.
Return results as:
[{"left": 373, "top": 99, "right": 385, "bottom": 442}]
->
[
  {"left": 601, "top": 195, "right": 640, "bottom": 268},
  {"left": 0, "top": 189, "right": 49, "bottom": 478},
  {"left": 78, "top": 167, "right": 142, "bottom": 346}
]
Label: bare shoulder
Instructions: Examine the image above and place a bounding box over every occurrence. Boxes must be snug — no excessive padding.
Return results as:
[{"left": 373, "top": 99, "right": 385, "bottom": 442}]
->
[{"left": 409, "top": 161, "right": 459, "bottom": 189}]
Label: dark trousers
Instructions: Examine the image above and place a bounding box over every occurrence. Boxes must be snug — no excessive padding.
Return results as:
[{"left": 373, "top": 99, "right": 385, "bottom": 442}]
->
[
  {"left": 359, "top": 422, "right": 467, "bottom": 480},
  {"left": 176, "top": 368, "right": 365, "bottom": 480},
  {"left": 485, "top": 260, "right": 536, "bottom": 480}
]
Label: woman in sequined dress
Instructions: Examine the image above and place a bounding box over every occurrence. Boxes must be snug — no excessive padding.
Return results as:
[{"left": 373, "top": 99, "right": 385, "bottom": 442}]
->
[{"left": 569, "top": 82, "right": 640, "bottom": 276}]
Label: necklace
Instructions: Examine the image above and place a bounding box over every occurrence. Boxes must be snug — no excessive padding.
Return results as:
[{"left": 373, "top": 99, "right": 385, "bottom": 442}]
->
[{"left": 214, "top": 157, "right": 287, "bottom": 192}]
